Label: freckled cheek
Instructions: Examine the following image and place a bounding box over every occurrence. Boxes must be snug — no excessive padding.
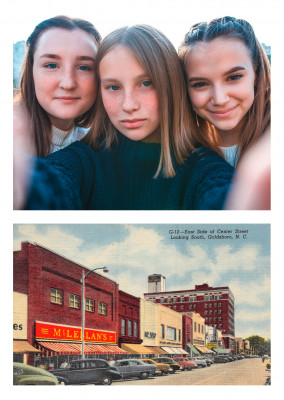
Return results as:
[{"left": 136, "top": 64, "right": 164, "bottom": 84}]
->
[
  {"left": 33, "top": 74, "right": 59, "bottom": 97},
  {"left": 102, "top": 95, "right": 121, "bottom": 118}
]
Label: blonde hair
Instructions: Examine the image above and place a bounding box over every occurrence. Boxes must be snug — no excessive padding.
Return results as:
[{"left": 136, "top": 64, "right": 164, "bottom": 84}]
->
[
  {"left": 84, "top": 24, "right": 193, "bottom": 177},
  {"left": 179, "top": 16, "right": 271, "bottom": 165}
]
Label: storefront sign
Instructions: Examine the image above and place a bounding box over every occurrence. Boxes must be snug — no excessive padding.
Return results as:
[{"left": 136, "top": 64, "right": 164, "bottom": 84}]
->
[
  {"left": 206, "top": 342, "right": 217, "bottom": 348},
  {"left": 35, "top": 321, "right": 116, "bottom": 343}
]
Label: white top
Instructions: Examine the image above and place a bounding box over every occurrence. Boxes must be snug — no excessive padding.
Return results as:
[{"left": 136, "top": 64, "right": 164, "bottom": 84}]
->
[
  {"left": 220, "top": 144, "right": 239, "bottom": 167},
  {"left": 50, "top": 125, "right": 89, "bottom": 154}
]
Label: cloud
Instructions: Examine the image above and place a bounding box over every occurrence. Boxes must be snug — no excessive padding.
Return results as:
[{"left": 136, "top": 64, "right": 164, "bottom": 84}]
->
[
  {"left": 236, "top": 310, "right": 270, "bottom": 322},
  {"left": 228, "top": 279, "right": 270, "bottom": 307}
]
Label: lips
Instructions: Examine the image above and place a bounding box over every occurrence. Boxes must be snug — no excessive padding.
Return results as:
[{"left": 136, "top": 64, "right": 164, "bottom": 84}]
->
[
  {"left": 209, "top": 105, "right": 238, "bottom": 118},
  {"left": 120, "top": 118, "right": 146, "bottom": 128},
  {"left": 55, "top": 97, "right": 80, "bottom": 104}
]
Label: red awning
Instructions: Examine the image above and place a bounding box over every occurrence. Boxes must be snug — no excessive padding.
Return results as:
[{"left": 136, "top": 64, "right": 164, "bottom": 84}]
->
[{"left": 38, "top": 342, "right": 127, "bottom": 355}]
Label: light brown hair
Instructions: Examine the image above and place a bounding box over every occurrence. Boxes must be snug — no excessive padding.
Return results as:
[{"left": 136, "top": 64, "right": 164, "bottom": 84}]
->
[
  {"left": 179, "top": 16, "right": 271, "bottom": 165},
  {"left": 84, "top": 24, "right": 193, "bottom": 177},
  {"left": 20, "top": 15, "right": 101, "bottom": 157}
]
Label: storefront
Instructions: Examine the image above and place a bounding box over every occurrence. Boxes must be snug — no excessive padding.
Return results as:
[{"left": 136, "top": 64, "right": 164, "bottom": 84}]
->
[
  {"left": 34, "top": 321, "right": 127, "bottom": 369},
  {"left": 13, "top": 292, "right": 40, "bottom": 363}
]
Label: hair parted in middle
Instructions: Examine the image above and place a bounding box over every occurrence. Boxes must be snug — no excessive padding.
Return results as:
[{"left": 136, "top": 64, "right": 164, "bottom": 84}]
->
[{"left": 84, "top": 24, "right": 194, "bottom": 178}]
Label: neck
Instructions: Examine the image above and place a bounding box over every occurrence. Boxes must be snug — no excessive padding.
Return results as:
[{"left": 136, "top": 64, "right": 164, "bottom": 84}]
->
[{"left": 215, "top": 122, "right": 243, "bottom": 147}]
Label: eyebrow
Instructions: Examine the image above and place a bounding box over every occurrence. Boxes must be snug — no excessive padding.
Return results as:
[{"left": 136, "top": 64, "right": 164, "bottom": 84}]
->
[
  {"left": 188, "top": 66, "right": 246, "bottom": 82},
  {"left": 40, "top": 54, "right": 96, "bottom": 62},
  {"left": 101, "top": 73, "right": 150, "bottom": 84}
]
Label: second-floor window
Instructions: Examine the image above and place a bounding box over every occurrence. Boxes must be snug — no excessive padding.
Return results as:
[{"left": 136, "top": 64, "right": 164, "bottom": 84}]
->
[
  {"left": 134, "top": 321, "right": 138, "bottom": 337},
  {"left": 128, "top": 320, "right": 132, "bottom": 336},
  {"left": 69, "top": 294, "right": 79, "bottom": 309},
  {"left": 50, "top": 288, "right": 63, "bottom": 305},
  {"left": 161, "top": 324, "right": 165, "bottom": 339},
  {"left": 121, "top": 319, "right": 126, "bottom": 335},
  {"left": 85, "top": 298, "right": 94, "bottom": 312},
  {"left": 98, "top": 302, "right": 107, "bottom": 315}
]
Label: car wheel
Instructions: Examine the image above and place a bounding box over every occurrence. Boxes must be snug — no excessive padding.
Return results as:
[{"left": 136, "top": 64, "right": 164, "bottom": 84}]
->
[
  {"left": 101, "top": 377, "right": 112, "bottom": 385},
  {"left": 139, "top": 372, "right": 149, "bottom": 379}
]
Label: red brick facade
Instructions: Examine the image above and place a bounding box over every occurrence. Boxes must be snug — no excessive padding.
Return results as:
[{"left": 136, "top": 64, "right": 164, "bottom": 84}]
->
[
  {"left": 118, "top": 290, "right": 142, "bottom": 345},
  {"left": 14, "top": 242, "right": 119, "bottom": 352}
]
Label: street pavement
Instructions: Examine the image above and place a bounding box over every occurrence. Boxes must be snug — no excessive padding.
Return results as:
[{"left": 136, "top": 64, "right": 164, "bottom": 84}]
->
[{"left": 112, "top": 358, "right": 271, "bottom": 385}]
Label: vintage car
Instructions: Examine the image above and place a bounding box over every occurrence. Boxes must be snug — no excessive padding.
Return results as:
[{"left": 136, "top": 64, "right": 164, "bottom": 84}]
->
[
  {"left": 190, "top": 357, "right": 207, "bottom": 367},
  {"left": 172, "top": 357, "right": 198, "bottom": 371},
  {"left": 113, "top": 359, "right": 156, "bottom": 379},
  {"left": 140, "top": 358, "right": 173, "bottom": 375},
  {"left": 152, "top": 357, "right": 181, "bottom": 373},
  {"left": 13, "top": 362, "right": 59, "bottom": 385},
  {"left": 265, "top": 360, "right": 271, "bottom": 371},
  {"left": 51, "top": 358, "right": 121, "bottom": 385}
]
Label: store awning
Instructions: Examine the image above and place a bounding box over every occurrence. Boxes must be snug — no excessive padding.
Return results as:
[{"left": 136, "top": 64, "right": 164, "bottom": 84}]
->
[
  {"left": 186, "top": 344, "right": 200, "bottom": 355},
  {"left": 121, "top": 343, "right": 154, "bottom": 354},
  {"left": 38, "top": 342, "right": 127, "bottom": 355},
  {"left": 195, "top": 345, "right": 214, "bottom": 354},
  {"left": 160, "top": 346, "right": 180, "bottom": 354},
  {"left": 13, "top": 340, "right": 41, "bottom": 354},
  {"left": 144, "top": 346, "right": 167, "bottom": 354},
  {"left": 212, "top": 348, "right": 227, "bottom": 354},
  {"left": 174, "top": 348, "right": 189, "bottom": 355}
]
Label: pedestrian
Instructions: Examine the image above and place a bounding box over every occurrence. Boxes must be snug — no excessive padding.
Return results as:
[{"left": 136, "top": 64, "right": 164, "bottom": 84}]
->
[
  {"left": 14, "top": 15, "right": 101, "bottom": 157},
  {"left": 178, "top": 16, "right": 270, "bottom": 167}
]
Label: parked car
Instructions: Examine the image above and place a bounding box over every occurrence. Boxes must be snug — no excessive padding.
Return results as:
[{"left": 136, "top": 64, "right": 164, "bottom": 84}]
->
[
  {"left": 213, "top": 356, "right": 229, "bottom": 363},
  {"left": 172, "top": 357, "right": 197, "bottom": 371},
  {"left": 265, "top": 360, "right": 271, "bottom": 371},
  {"left": 140, "top": 358, "right": 173, "bottom": 375},
  {"left": 113, "top": 359, "right": 156, "bottom": 379},
  {"left": 190, "top": 357, "right": 207, "bottom": 368},
  {"left": 13, "top": 362, "right": 59, "bottom": 385},
  {"left": 152, "top": 357, "right": 180, "bottom": 373},
  {"left": 51, "top": 358, "right": 121, "bottom": 385},
  {"left": 199, "top": 357, "right": 214, "bottom": 366}
]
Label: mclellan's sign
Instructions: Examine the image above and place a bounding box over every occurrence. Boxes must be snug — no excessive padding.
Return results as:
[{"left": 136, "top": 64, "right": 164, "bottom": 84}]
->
[{"left": 35, "top": 321, "right": 116, "bottom": 343}]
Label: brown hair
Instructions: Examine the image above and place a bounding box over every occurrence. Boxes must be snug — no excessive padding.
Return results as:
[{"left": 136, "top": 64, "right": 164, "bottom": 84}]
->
[
  {"left": 179, "top": 16, "right": 271, "bottom": 165},
  {"left": 20, "top": 15, "right": 101, "bottom": 157},
  {"left": 84, "top": 24, "right": 193, "bottom": 177}
]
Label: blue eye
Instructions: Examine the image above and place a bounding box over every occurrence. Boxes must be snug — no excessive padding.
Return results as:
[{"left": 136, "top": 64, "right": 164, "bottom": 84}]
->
[
  {"left": 228, "top": 74, "right": 243, "bottom": 81},
  {"left": 142, "top": 80, "right": 152, "bottom": 87},
  {"left": 45, "top": 63, "right": 57, "bottom": 69},
  {"left": 108, "top": 85, "right": 120, "bottom": 91},
  {"left": 191, "top": 82, "right": 207, "bottom": 88},
  {"left": 79, "top": 65, "right": 90, "bottom": 71}
]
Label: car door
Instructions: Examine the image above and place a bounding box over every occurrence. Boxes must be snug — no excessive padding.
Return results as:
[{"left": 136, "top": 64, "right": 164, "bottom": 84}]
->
[
  {"left": 116, "top": 360, "right": 131, "bottom": 379},
  {"left": 129, "top": 360, "right": 142, "bottom": 377}
]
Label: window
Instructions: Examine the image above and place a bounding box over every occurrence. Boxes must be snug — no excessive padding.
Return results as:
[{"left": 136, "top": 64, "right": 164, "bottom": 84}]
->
[
  {"left": 219, "top": 303, "right": 222, "bottom": 307},
  {"left": 204, "top": 303, "right": 208, "bottom": 308},
  {"left": 173, "top": 305, "right": 177, "bottom": 310},
  {"left": 194, "top": 322, "right": 197, "bottom": 332},
  {"left": 166, "top": 326, "right": 176, "bottom": 340},
  {"left": 121, "top": 319, "right": 126, "bottom": 335},
  {"left": 161, "top": 324, "right": 165, "bottom": 339},
  {"left": 69, "top": 294, "right": 79, "bottom": 309},
  {"left": 134, "top": 321, "right": 138, "bottom": 337},
  {"left": 160, "top": 298, "right": 164, "bottom": 303},
  {"left": 50, "top": 288, "right": 63, "bottom": 305},
  {"left": 198, "top": 324, "right": 200, "bottom": 333},
  {"left": 180, "top": 296, "right": 184, "bottom": 302},
  {"left": 98, "top": 302, "right": 107, "bottom": 315},
  {"left": 202, "top": 325, "right": 204, "bottom": 334},
  {"left": 214, "top": 303, "right": 217, "bottom": 307},
  {"left": 218, "top": 310, "right": 222, "bottom": 314},
  {"left": 209, "top": 317, "right": 212, "bottom": 321},
  {"left": 209, "top": 310, "right": 212, "bottom": 314},
  {"left": 214, "top": 309, "right": 217, "bottom": 314},
  {"left": 173, "top": 297, "right": 177, "bottom": 303},
  {"left": 180, "top": 305, "right": 184, "bottom": 310},
  {"left": 189, "top": 305, "right": 192, "bottom": 310},
  {"left": 178, "top": 329, "right": 181, "bottom": 341},
  {"left": 128, "top": 320, "right": 132, "bottom": 336},
  {"left": 85, "top": 298, "right": 94, "bottom": 312},
  {"left": 209, "top": 303, "right": 212, "bottom": 308},
  {"left": 205, "top": 310, "right": 208, "bottom": 315},
  {"left": 193, "top": 304, "right": 196, "bottom": 309}
]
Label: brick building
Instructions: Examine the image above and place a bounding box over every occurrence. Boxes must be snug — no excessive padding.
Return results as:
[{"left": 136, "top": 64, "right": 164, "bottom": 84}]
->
[
  {"left": 118, "top": 290, "right": 142, "bottom": 347},
  {"left": 13, "top": 242, "right": 125, "bottom": 365},
  {"left": 144, "top": 279, "right": 235, "bottom": 351}
]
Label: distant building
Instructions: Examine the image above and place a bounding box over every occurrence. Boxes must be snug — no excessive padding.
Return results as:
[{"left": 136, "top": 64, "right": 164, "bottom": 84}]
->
[
  {"left": 144, "top": 280, "right": 235, "bottom": 351},
  {"left": 118, "top": 290, "right": 142, "bottom": 347}
]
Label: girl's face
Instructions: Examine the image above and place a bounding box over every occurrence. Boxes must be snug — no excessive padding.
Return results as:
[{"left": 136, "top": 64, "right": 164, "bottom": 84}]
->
[
  {"left": 33, "top": 28, "right": 98, "bottom": 131},
  {"left": 184, "top": 37, "right": 255, "bottom": 146},
  {"left": 99, "top": 45, "right": 160, "bottom": 143}
]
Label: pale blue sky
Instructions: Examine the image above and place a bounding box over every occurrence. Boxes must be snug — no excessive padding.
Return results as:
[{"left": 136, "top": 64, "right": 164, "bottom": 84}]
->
[{"left": 14, "top": 224, "right": 270, "bottom": 339}]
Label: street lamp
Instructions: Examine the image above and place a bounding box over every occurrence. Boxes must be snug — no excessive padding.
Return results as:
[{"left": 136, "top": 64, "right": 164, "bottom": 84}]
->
[{"left": 81, "top": 266, "right": 109, "bottom": 357}]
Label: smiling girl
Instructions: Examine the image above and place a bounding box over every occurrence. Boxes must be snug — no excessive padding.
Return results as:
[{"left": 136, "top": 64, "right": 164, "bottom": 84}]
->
[
  {"left": 179, "top": 16, "right": 270, "bottom": 167},
  {"left": 15, "top": 25, "right": 234, "bottom": 210},
  {"left": 16, "top": 16, "right": 101, "bottom": 157}
]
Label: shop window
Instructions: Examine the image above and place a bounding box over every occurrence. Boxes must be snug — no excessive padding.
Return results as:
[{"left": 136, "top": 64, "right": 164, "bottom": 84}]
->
[
  {"left": 128, "top": 320, "right": 133, "bottom": 336},
  {"left": 50, "top": 288, "right": 63, "bottom": 305},
  {"left": 85, "top": 298, "right": 94, "bottom": 312},
  {"left": 69, "top": 294, "right": 79, "bottom": 309},
  {"left": 98, "top": 302, "right": 107, "bottom": 315},
  {"left": 121, "top": 319, "right": 126, "bottom": 335}
]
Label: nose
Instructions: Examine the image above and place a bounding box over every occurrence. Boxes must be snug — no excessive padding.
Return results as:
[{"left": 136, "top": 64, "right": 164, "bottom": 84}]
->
[
  {"left": 210, "top": 85, "right": 229, "bottom": 106},
  {"left": 59, "top": 68, "right": 77, "bottom": 90},
  {"left": 122, "top": 89, "right": 139, "bottom": 112}
]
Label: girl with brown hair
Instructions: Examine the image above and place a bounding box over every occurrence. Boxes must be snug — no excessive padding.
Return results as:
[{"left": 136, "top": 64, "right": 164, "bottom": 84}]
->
[
  {"left": 16, "top": 15, "right": 101, "bottom": 157},
  {"left": 179, "top": 16, "right": 270, "bottom": 167},
  {"left": 14, "top": 24, "right": 234, "bottom": 210}
]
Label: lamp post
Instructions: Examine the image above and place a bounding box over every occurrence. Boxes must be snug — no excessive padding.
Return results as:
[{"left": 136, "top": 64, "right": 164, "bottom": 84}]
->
[{"left": 81, "top": 266, "right": 109, "bottom": 358}]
